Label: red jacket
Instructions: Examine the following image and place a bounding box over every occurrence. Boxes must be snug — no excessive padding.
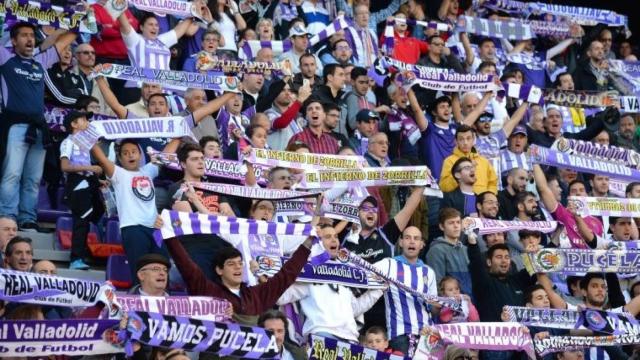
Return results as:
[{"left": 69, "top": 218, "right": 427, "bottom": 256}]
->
[
  {"left": 90, "top": 4, "right": 139, "bottom": 60},
  {"left": 166, "top": 237, "right": 311, "bottom": 316},
  {"left": 381, "top": 31, "right": 429, "bottom": 65}
]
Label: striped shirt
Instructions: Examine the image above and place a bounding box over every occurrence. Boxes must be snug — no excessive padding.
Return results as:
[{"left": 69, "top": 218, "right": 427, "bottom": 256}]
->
[
  {"left": 287, "top": 127, "right": 339, "bottom": 155},
  {"left": 123, "top": 30, "right": 178, "bottom": 70},
  {"left": 375, "top": 256, "right": 437, "bottom": 340},
  {"left": 559, "top": 106, "right": 586, "bottom": 134},
  {"left": 499, "top": 149, "right": 531, "bottom": 174},
  {"left": 476, "top": 130, "right": 507, "bottom": 189}
]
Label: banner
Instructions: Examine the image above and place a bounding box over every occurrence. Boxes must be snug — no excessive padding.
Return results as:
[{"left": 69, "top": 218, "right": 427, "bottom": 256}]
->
[
  {"left": 275, "top": 200, "right": 307, "bottom": 217},
  {"left": 0, "top": 319, "right": 122, "bottom": 356},
  {"left": 522, "top": 248, "right": 640, "bottom": 275},
  {"left": 301, "top": 166, "right": 439, "bottom": 189},
  {"left": 126, "top": 311, "right": 279, "bottom": 358},
  {"left": 91, "top": 63, "right": 240, "bottom": 93},
  {"left": 308, "top": 335, "right": 409, "bottom": 360},
  {"left": 128, "top": 0, "right": 200, "bottom": 20},
  {"left": 505, "top": 306, "right": 581, "bottom": 330},
  {"left": 543, "top": 89, "right": 618, "bottom": 108},
  {"left": 154, "top": 209, "right": 317, "bottom": 243},
  {"left": 461, "top": 217, "right": 558, "bottom": 235},
  {"left": 414, "top": 323, "right": 535, "bottom": 360},
  {"left": 45, "top": 105, "right": 117, "bottom": 132},
  {"left": 71, "top": 116, "right": 193, "bottom": 151},
  {"left": 247, "top": 148, "right": 368, "bottom": 170},
  {"left": 189, "top": 182, "right": 320, "bottom": 200},
  {"left": 336, "top": 249, "right": 461, "bottom": 312},
  {"left": 196, "top": 54, "right": 293, "bottom": 76},
  {"left": 255, "top": 255, "right": 387, "bottom": 289},
  {"left": 0, "top": 268, "right": 117, "bottom": 309},
  {"left": 115, "top": 295, "right": 231, "bottom": 322},
  {"left": 526, "top": 3, "right": 628, "bottom": 28},
  {"left": 0, "top": 0, "right": 88, "bottom": 32},
  {"left": 620, "top": 96, "right": 640, "bottom": 113},
  {"left": 148, "top": 149, "right": 269, "bottom": 186},
  {"left": 610, "top": 179, "right": 630, "bottom": 198},
  {"left": 534, "top": 334, "right": 640, "bottom": 357},
  {"left": 569, "top": 196, "right": 640, "bottom": 217},
  {"left": 456, "top": 16, "right": 534, "bottom": 40},
  {"left": 553, "top": 137, "right": 640, "bottom": 169},
  {"left": 530, "top": 144, "right": 640, "bottom": 183}
]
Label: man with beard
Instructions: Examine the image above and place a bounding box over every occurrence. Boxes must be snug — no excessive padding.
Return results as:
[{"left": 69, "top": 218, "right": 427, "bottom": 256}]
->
[
  {"left": 260, "top": 80, "right": 312, "bottom": 150},
  {"left": 498, "top": 168, "right": 528, "bottom": 220},
  {"left": 292, "top": 53, "right": 322, "bottom": 93},
  {"left": 533, "top": 165, "right": 603, "bottom": 249},
  {"left": 341, "top": 189, "right": 424, "bottom": 329},
  {"left": 499, "top": 126, "right": 531, "bottom": 175},
  {"left": 324, "top": 39, "right": 355, "bottom": 66},
  {"left": 615, "top": 114, "right": 640, "bottom": 151},
  {"left": 574, "top": 40, "right": 610, "bottom": 92},
  {"left": 588, "top": 174, "right": 611, "bottom": 197},
  {"left": 374, "top": 226, "right": 437, "bottom": 354},
  {"left": 475, "top": 192, "right": 499, "bottom": 219},
  {"left": 553, "top": 72, "right": 587, "bottom": 134},
  {"left": 314, "top": 64, "right": 346, "bottom": 107},
  {"left": 441, "top": 157, "right": 477, "bottom": 217},
  {"left": 287, "top": 98, "right": 339, "bottom": 154}
]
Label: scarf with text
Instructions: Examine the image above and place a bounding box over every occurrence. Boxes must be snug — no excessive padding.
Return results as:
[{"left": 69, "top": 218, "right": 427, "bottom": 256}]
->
[
  {"left": 462, "top": 217, "right": 558, "bottom": 235},
  {"left": 189, "top": 182, "right": 320, "bottom": 200},
  {"left": 301, "top": 166, "right": 440, "bottom": 191},
  {"left": 195, "top": 54, "right": 293, "bottom": 76},
  {"left": 309, "top": 335, "right": 409, "bottom": 360},
  {"left": 569, "top": 196, "right": 640, "bottom": 217},
  {"left": 552, "top": 137, "right": 640, "bottom": 169},
  {"left": 246, "top": 148, "right": 368, "bottom": 170},
  {"left": 543, "top": 89, "right": 619, "bottom": 108},
  {"left": 1, "top": 0, "right": 90, "bottom": 33},
  {"left": 114, "top": 295, "right": 231, "bottom": 322},
  {"left": 534, "top": 333, "right": 640, "bottom": 357},
  {"left": 523, "top": 247, "right": 640, "bottom": 275},
  {"left": 456, "top": 16, "right": 534, "bottom": 40}
]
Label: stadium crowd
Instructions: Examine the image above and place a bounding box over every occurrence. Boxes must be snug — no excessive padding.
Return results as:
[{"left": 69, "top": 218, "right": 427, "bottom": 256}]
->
[{"left": 1, "top": 0, "right": 640, "bottom": 359}]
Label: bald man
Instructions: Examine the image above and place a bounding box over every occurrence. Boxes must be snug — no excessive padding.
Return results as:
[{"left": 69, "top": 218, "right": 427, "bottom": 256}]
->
[
  {"left": 33, "top": 260, "right": 57, "bottom": 275},
  {"left": 72, "top": 43, "right": 113, "bottom": 115},
  {"left": 374, "top": 226, "right": 437, "bottom": 354}
]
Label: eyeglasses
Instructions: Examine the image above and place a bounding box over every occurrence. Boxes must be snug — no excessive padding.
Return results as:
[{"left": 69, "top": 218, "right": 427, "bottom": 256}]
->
[
  {"left": 335, "top": 45, "right": 351, "bottom": 51},
  {"left": 359, "top": 205, "right": 378, "bottom": 213},
  {"left": 77, "top": 50, "right": 95, "bottom": 56},
  {"left": 140, "top": 266, "right": 168, "bottom": 274},
  {"left": 459, "top": 165, "right": 475, "bottom": 171}
]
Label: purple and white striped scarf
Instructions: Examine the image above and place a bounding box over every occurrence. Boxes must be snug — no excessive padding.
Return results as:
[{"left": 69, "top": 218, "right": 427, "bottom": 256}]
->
[
  {"left": 462, "top": 217, "right": 557, "bottom": 235},
  {"left": 456, "top": 15, "right": 534, "bottom": 40},
  {"left": 195, "top": 53, "right": 293, "bottom": 75},
  {"left": 527, "top": 2, "right": 628, "bottom": 28},
  {"left": 246, "top": 148, "right": 368, "bottom": 170},
  {"left": 414, "top": 323, "right": 536, "bottom": 360},
  {"left": 91, "top": 63, "right": 240, "bottom": 93},
  {"left": 309, "top": 335, "right": 410, "bottom": 360},
  {"left": 530, "top": 144, "right": 640, "bottom": 183},
  {"left": 522, "top": 247, "right": 640, "bottom": 275},
  {"left": 569, "top": 196, "right": 640, "bottom": 217},
  {"left": 552, "top": 137, "right": 640, "bottom": 169},
  {"left": 189, "top": 181, "right": 320, "bottom": 200},
  {"left": 154, "top": 210, "right": 317, "bottom": 244},
  {"left": 2, "top": 0, "right": 90, "bottom": 33},
  {"left": 128, "top": 0, "right": 193, "bottom": 19},
  {"left": 383, "top": 18, "right": 450, "bottom": 55},
  {"left": 45, "top": 105, "right": 116, "bottom": 132}
]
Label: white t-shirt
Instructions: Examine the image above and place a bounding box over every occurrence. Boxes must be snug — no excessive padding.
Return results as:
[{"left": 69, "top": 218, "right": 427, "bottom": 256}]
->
[
  {"left": 214, "top": 13, "right": 237, "bottom": 52},
  {"left": 60, "top": 137, "right": 94, "bottom": 177},
  {"left": 109, "top": 163, "right": 159, "bottom": 228}
]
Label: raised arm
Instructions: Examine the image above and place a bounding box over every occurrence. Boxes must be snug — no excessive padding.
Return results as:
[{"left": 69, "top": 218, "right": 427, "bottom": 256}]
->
[
  {"left": 408, "top": 88, "right": 427, "bottom": 132},
  {"left": 95, "top": 76, "right": 128, "bottom": 119},
  {"left": 117, "top": 11, "right": 134, "bottom": 36},
  {"left": 394, "top": 187, "right": 426, "bottom": 231},
  {"left": 461, "top": 32, "right": 475, "bottom": 68},
  {"left": 437, "top": 0, "right": 451, "bottom": 21},
  {"left": 90, "top": 142, "right": 116, "bottom": 178},
  {"left": 192, "top": 92, "right": 237, "bottom": 124},
  {"left": 546, "top": 38, "right": 575, "bottom": 61},
  {"left": 461, "top": 92, "right": 492, "bottom": 127},
  {"left": 502, "top": 101, "right": 529, "bottom": 137},
  {"left": 532, "top": 164, "right": 559, "bottom": 213},
  {"left": 173, "top": 18, "right": 195, "bottom": 39},
  {"left": 536, "top": 273, "right": 567, "bottom": 309}
]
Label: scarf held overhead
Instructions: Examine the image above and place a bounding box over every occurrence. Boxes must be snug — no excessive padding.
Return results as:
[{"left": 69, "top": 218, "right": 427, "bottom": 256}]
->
[
  {"left": 115, "top": 295, "right": 231, "bottom": 322},
  {"left": 569, "top": 196, "right": 640, "bottom": 217},
  {"left": 0, "top": 0, "right": 90, "bottom": 33},
  {"left": 462, "top": 217, "right": 557, "bottom": 235},
  {"left": 309, "top": 335, "right": 410, "bottom": 360},
  {"left": 522, "top": 247, "right": 640, "bottom": 275}
]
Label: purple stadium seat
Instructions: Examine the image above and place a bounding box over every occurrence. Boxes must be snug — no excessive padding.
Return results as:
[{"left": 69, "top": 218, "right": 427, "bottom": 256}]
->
[
  {"left": 56, "top": 217, "right": 100, "bottom": 250},
  {"left": 105, "top": 219, "right": 122, "bottom": 244},
  {"left": 37, "top": 185, "right": 70, "bottom": 223},
  {"left": 106, "top": 255, "right": 132, "bottom": 289}
]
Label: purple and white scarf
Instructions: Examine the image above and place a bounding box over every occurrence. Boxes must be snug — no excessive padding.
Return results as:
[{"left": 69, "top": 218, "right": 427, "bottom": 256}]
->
[
  {"left": 462, "top": 217, "right": 558, "bottom": 235},
  {"left": 569, "top": 196, "right": 640, "bottom": 217},
  {"left": 610, "top": 179, "right": 630, "bottom": 197},
  {"left": 195, "top": 53, "right": 293, "bottom": 76},
  {"left": 503, "top": 83, "right": 545, "bottom": 105},
  {"left": 552, "top": 137, "right": 640, "bottom": 169},
  {"left": 154, "top": 209, "right": 317, "bottom": 243},
  {"left": 115, "top": 295, "right": 231, "bottom": 322},
  {"left": 309, "top": 335, "right": 409, "bottom": 360},
  {"left": 414, "top": 323, "right": 535, "bottom": 360},
  {"left": 71, "top": 116, "right": 193, "bottom": 151},
  {"left": 246, "top": 148, "right": 368, "bottom": 170},
  {"left": 526, "top": 2, "right": 628, "bottom": 28},
  {"left": 383, "top": 18, "right": 450, "bottom": 55},
  {"left": 45, "top": 105, "right": 116, "bottom": 132},
  {"left": 534, "top": 334, "right": 640, "bottom": 357},
  {"left": 127, "top": 0, "right": 194, "bottom": 19},
  {"left": 456, "top": 16, "right": 534, "bottom": 40},
  {"left": 91, "top": 63, "right": 240, "bottom": 92},
  {"left": 522, "top": 247, "right": 640, "bottom": 275},
  {"left": 125, "top": 311, "right": 279, "bottom": 358},
  {"left": 0, "top": 268, "right": 118, "bottom": 310},
  {"left": 2, "top": 0, "right": 91, "bottom": 33},
  {"left": 189, "top": 182, "right": 320, "bottom": 200},
  {"left": 530, "top": 144, "right": 640, "bottom": 183},
  {"left": 300, "top": 166, "right": 439, "bottom": 190}
]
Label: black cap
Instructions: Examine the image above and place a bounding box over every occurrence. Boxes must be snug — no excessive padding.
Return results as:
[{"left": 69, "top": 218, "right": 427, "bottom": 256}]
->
[
  {"left": 356, "top": 109, "right": 380, "bottom": 123},
  {"left": 63, "top": 111, "right": 93, "bottom": 133},
  {"left": 256, "top": 79, "right": 286, "bottom": 112},
  {"left": 136, "top": 253, "right": 171, "bottom": 272},
  {"left": 360, "top": 195, "right": 378, "bottom": 208}
]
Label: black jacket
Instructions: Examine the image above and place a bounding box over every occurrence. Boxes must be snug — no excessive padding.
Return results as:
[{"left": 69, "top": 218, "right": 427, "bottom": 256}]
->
[
  {"left": 441, "top": 188, "right": 473, "bottom": 217},
  {"left": 44, "top": 62, "right": 87, "bottom": 106},
  {"left": 526, "top": 107, "right": 618, "bottom": 148}
]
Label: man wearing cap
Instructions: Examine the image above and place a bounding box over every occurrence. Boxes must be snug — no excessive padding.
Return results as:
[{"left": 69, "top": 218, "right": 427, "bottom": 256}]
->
[
  {"left": 280, "top": 23, "right": 323, "bottom": 76},
  {"left": 0, "top": 23, "right": 77, "bottom": 232},
  {"left": 131, "top": 254, "right": 171, "bottom": 296},
  {"left": 260, "top": 80, "right": 312, "bottom": 151},
  {"left": 60, "top": 110, "right": 105, "bottom": 270},
  {"left": 499, "top": 125, "right": 531, "bottom": 176},
  {"left": 287, "top": 97, "right": 340, "bottom": 154},
  {"left": 349, "top": 109, "right": 379, "bottom": 155}
]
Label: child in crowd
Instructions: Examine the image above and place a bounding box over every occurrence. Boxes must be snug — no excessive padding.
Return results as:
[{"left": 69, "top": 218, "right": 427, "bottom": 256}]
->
[
  {"left": 363, "top": 326, "right": 404, "bottom": 355},
  {"left": 60, "top": 111, "right": 105, "bottom": 270},
  {"left": 437, "top": 276, "right": 480, "bottom": 324}
]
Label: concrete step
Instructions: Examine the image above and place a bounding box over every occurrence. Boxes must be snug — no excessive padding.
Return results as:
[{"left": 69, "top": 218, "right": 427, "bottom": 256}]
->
[
  {"left": 33, "top": 248, "right": 70, "bottom": 262},
  {"left": 17, "top": 230, "right": 58, "bottom": 250},
  {"left": 57, "top": 268, "right": 105, "bottom": 282}
]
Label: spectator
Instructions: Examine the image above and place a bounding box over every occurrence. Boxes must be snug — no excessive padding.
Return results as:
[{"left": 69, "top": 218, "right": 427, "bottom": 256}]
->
[
  {"left": 130, "top": 254, "right": 171, "bottom": 296},
  {"left": 417, "top": 95, "right": 456, "bottom": 180},
  {"left": 207, "top": 0, "right": 246, "bottom": 57},
  {"left": 292, "top": 53, "right": 322, "bottom": 93},
  {"left": 497, "top": 168, "right": 528, "bottom": 221},
  {"left": 363, "top": 326, "right": 403, "bottom": 355},
  {"left": 314, "top": 63, "right": 346, "bottom": 107},
  {"left": 281, "top": 24, "right": 322, "bottom": 75},
  {"left": 616, "top": 114, "right": 640, "bottom": 151},
  {"left": 418, "top": 35, "right": 464, "bottom": 73},
  {"left": 183, "top": 29, "right": 222, "bottom": 72},
  {"left": 261, "top": 80, "right": 311, "bottom": 151},
  {"left": 287, "top": 98, "right": 340, "bottom": 154},
  {"left": 383, "top": 12, "right": 429, "bottom": 65},
  {"left": 125, "top": 82, "right": 164, "bottom": 118},
  {"left": 589, "top": 174, "right": 611, "bottom": 197},
  {"left": 344, "top": 67, "right": 390, "bottom": 134},
  {"left": 4, "top": 236, "right": 33, "bottom": 271},
  {"left": 297, "top": 0, "right": 330, "bottom": 35},
  {"left": 60, "top": 111, "right": 105, "bottom": 270},
  {"left": 242, "top": 73, "right": 265, "bottom": 113},
  {"left": 71, "top": 43, "right": 113, "bottom": 116},
  {"left": 475, "top": 192, "right": 499, "bottom": 220},
  {"left": 323, "top": 102, "right": 350, "bottom": 147},
  {"left": 344, "top": 5, "right": 378, "bottom": 68},
  {"left": 200, "top": 136, "right": 222, "bottom": 159},
  {"left": 258, "top": 310, "right": 306, "bottom": 360},
  {"left": 349, "top": 109, "right": 379, "bottom": 155},
  {"left": 180, "top": 88, "right": 220, "bottom": 141},
  {"left": 0, "top": 23, "right": 76, "bottom": 232},
  {"left": 441, "top": 157, "right": 477, "bottom": 217},
  {"left": 439, "top": 125, "right": 498, "bottom": 194},
  {"left": 322, "top": 38, "right": 355, "bottom": 66},
  {"left": 33, "top": 260, "right": 57, "bottom": 275},
  {"left": 364, "top": 132, "right": 389, "bottom": 167},
  {"left": 438, "top": 276, "right": 480, "bottom": 324},
  {"left": 573, "top": 40, "right": 610, "bottom": 92},
  {"left": 499, "top": 126, "right": 531, "bottom": 175},
  {"left": 336, "top": 0, "right": 402, "bottom": 33},
  {"left": 44, "top": 44, "right": 85, "bottom": 106},
  {"left": 0, "top": 216, "right": 18, "bottom": 258}
]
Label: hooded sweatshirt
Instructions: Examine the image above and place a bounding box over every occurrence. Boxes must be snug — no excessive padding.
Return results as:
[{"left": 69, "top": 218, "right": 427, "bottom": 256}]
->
[{"left": 424, "top": 236, "right": 472, "bottom": 296}]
